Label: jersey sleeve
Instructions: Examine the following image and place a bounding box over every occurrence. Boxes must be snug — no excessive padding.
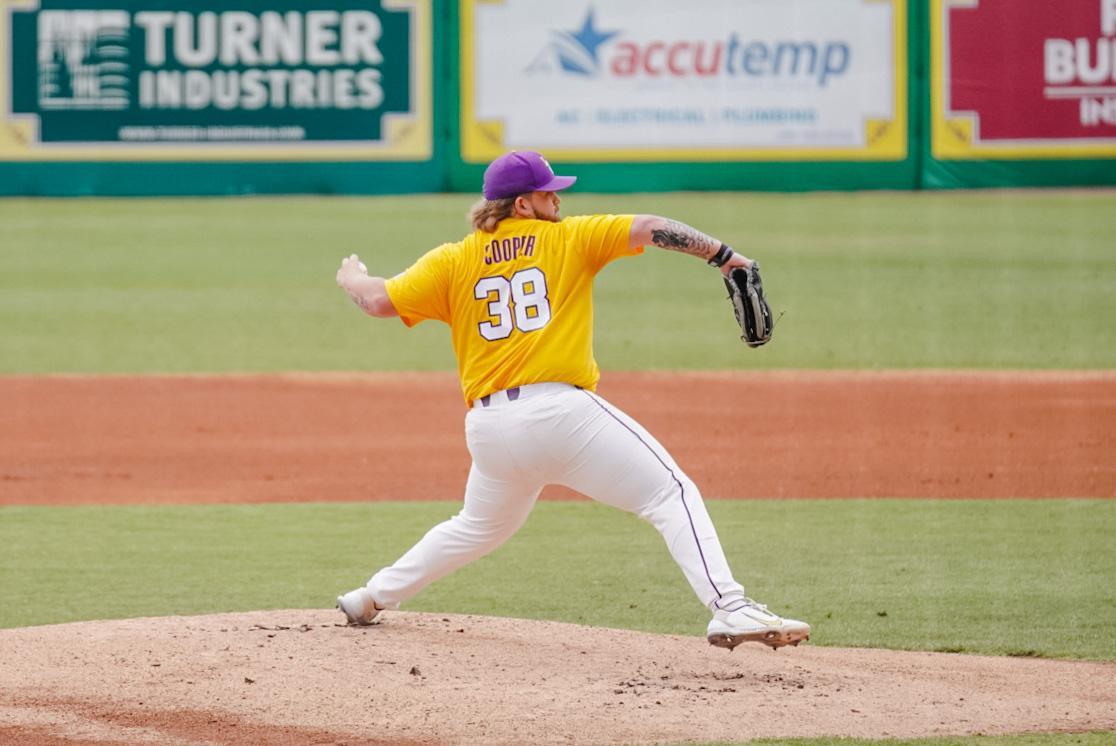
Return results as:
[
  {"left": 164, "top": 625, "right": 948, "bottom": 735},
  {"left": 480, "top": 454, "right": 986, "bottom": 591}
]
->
[
  {"left": 383, "top": 243, "right": 455, "bottom": 327},
  {"left": 565, "top": 214, "right": 641, "bottom": 272}
]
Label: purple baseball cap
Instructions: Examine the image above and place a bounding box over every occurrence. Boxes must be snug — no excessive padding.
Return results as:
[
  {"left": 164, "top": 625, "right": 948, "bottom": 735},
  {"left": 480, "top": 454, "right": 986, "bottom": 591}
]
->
[{"left": 482, "top": 151, "right": 577, "bottom": 200}]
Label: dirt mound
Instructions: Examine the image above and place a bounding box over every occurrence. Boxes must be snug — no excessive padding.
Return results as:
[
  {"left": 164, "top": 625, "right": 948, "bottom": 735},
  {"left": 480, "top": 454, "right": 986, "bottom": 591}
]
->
[{"left": 3, "top": 610, "right": 1114, "bottom": 745}]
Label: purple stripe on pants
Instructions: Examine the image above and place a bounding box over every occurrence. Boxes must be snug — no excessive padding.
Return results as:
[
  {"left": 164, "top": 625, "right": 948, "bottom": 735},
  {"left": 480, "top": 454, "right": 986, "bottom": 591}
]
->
[{"left": 577, "top": 389, "right": 724, "bottom": 602}]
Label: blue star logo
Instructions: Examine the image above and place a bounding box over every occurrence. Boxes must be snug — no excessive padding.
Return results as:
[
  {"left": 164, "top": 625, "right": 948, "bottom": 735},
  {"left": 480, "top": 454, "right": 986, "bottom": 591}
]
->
[
  {"left": 557, "top": 8, "right": 620, "bottom": 76},
  {"left": 524, "top": 7, "right": 622, "bottom": 77},
  {"left": 570, "top": 9, "right": 619, "bottom": 63}
]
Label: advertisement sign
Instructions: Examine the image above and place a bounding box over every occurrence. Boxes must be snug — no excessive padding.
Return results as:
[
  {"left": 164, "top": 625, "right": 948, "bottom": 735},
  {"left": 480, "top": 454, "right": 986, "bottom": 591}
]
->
[
  {"left": 461, "top": 0, "right": 907, "bottom": 163},
  {"left": 932, "top": 0, "right": 1116, "bottom": 158},
  {"left": 1, "top": 0, "right": 431, "bottom": 160}
]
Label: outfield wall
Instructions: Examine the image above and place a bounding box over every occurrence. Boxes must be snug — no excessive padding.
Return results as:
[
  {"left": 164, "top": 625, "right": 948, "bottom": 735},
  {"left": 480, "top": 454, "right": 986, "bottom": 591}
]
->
[{"left": 1, "top": 0, "right": 1113, "bottom": 196}]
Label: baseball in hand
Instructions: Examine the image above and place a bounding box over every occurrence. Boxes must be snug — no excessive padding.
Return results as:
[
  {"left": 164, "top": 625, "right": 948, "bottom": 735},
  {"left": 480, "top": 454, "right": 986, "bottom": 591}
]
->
[{"left": 336, "top": 254, "right": 368, "bottom": 288}]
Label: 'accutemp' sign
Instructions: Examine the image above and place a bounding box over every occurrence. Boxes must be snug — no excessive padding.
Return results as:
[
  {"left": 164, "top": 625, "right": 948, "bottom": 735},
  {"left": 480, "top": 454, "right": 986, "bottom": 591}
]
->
[
  {"left": 461, "top": 0, "right": 908, "bottom": 163},
  {"left": 0, "top": 1, "right": 432, "bottom": 160}
]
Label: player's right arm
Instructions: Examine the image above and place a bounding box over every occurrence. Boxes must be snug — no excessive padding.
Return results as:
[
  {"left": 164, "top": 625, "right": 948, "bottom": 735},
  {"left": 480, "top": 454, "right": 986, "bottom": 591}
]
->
[
  {"left": 336, "top": 254, "right": 399, "bottom": 318},
  {"left": 629, "top": 215, "right": 752, "bottom": 276}
]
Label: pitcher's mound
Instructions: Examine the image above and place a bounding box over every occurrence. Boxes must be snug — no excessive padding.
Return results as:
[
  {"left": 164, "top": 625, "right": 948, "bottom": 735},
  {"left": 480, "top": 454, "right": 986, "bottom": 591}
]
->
[{"left": 2, "top": 610, "right": 1114, "bottom": 745}]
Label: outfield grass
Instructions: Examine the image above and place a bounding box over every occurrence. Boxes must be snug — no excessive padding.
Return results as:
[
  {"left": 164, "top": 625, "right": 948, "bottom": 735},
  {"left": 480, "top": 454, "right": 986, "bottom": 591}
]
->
[
  {"left": 2, "top": 499, "right": 1112, "bottom": 661},
  {"left": 2, "top": 191, "right": 1114, "bottom": 373}
]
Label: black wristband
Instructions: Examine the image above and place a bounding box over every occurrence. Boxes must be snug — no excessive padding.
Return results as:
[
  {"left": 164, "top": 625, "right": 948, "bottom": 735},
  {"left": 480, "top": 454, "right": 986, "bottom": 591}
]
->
[{"left": 707, "top": 243, "right": 734, "bottom": 267}]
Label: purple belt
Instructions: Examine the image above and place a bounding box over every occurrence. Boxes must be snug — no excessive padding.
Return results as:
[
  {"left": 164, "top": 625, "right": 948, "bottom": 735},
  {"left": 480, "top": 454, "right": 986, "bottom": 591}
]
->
[{"left": 478, "top": 386, "right": 521, "bottom": 407}]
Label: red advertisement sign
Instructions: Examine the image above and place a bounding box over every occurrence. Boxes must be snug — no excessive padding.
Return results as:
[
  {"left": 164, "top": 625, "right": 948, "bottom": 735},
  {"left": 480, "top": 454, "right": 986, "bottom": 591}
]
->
[{"left": 935, "top": 0, "right": 1116, "bottom": 156}]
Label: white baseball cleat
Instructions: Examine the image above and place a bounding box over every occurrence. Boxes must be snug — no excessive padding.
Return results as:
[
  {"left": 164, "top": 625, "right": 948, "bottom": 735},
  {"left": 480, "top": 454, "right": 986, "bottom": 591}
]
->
[
  {"left": 706, "top": 598, "right": 810, "bottom": 651},
  {"left": 336, "top": 587, "right": 383, "bottom": 626}
]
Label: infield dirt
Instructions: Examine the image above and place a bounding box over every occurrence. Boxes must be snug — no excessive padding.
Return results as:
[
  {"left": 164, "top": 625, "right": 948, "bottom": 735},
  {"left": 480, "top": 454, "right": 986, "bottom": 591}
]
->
[
  {"left": 2, "top": 371, "right": 1114, "bottom": 744},
  {"left": 2, "top": 370, "right": 1114, "bottom": 505}
]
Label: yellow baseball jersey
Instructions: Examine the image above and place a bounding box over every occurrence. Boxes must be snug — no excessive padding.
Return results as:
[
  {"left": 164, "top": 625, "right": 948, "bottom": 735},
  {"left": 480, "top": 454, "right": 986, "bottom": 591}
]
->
[{"left": 385, "top": 214, "right": 640, "bottom": 404}]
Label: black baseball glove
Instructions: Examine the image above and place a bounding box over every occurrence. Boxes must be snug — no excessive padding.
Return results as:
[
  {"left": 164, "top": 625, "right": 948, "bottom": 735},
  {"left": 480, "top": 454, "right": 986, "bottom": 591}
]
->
[{"left": 724, "top": 262, "right": 774, "bottom": 348}]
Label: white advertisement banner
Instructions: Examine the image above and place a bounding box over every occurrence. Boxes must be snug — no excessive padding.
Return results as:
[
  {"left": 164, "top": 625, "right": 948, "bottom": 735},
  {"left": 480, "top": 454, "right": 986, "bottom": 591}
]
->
[{"left": 462, "top": 0, "right": 907, "bottom": 162}]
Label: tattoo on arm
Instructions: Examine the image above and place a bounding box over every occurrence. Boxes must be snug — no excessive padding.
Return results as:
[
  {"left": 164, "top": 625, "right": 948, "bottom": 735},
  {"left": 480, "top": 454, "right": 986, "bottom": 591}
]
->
[
  {"left": 347, "top": 289, "right": 375, "bottom": 314},
  {"left": 649, "top": 219, "right": 720, "bottom": 260}
]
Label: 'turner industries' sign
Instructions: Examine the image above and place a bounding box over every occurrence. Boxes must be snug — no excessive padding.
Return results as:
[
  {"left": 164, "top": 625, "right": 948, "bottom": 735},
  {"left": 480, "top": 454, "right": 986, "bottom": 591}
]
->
[{"left": 2, "top": 1, "right": 432, "bottom": 159}]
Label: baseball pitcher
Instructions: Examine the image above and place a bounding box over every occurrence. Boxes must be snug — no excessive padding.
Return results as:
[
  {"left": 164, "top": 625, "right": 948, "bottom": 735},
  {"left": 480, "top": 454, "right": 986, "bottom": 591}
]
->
[{"left": 335, "top": 151, "right": 808, "bottom": 650}]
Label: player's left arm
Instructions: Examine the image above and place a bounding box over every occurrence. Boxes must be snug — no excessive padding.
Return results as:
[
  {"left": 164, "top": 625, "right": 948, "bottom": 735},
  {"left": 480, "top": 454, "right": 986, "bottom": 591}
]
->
[
  {"left": 336, "top": 254, "right": 399, "bottom": 318},
  {"left": 629, "top": 215, "right": 752, "bottom": 275}
]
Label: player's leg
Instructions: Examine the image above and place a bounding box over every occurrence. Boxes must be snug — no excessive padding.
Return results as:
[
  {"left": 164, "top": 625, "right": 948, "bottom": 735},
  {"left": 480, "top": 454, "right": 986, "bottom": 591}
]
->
[
  {"left": 551, "top": 388, "right": 744, "bottom": 610},
  {"left": 551, "top": 388, "right": 809, "bottom": 649},
  {"left": 339, "top": 405, "right": 542, "bottom": 622},
  {"left": 363, "top": 464, "right": 541, "bottom": 610}
]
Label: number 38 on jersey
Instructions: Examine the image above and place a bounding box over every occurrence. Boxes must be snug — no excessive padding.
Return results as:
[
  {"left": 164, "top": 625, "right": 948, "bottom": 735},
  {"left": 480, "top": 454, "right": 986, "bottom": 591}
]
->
[{"left": 473, "top": 267, "right": 552, "bottom": 341}]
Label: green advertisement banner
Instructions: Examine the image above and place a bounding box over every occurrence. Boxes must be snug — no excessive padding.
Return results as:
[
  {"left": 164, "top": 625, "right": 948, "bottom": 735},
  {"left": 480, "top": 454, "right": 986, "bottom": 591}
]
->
[{"left": 1, "top": 0, "right": 432, "bottom": 160}]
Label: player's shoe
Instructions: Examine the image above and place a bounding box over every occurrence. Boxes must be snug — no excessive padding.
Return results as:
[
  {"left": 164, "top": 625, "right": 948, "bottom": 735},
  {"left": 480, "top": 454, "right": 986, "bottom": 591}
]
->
[
  {"left": 336, "top": 587, "right": 383, "bottom": 626},
  {"left": 706, "top": 598, "right": 810, "bottom": 651}
]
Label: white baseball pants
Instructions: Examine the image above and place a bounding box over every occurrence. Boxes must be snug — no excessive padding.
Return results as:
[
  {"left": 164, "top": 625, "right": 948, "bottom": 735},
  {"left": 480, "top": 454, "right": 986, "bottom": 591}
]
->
[{"left": 366, "top": 382, "right": 746, "bottom": 611}]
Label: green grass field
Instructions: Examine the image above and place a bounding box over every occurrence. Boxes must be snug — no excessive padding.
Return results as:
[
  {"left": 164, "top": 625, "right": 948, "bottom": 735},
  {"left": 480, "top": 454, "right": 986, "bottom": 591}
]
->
[
  {"left": 2, "top": 191, "right": 1114, "bottom": 373},
  {"left": 2, "top": 191, "right": 1113, "bottom": 745},
  {"left": 2, "top": 500, "right": 1113, "bottom": 661}
]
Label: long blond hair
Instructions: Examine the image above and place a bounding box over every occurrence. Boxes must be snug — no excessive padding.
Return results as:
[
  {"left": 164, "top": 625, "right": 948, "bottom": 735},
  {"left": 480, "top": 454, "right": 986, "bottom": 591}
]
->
[{"left": 468, "top": 197, "right": 518, "bottom": 233}]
